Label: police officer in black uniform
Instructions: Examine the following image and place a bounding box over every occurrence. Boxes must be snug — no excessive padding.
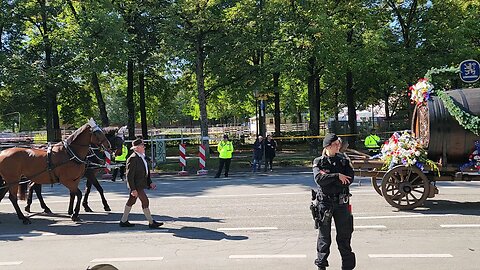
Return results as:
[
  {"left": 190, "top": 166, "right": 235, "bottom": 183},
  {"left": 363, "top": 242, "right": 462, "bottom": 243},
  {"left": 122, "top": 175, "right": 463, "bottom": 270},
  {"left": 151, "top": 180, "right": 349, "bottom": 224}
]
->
[{"left": 312, "top": 134, "right": 356, "bottom": 270}]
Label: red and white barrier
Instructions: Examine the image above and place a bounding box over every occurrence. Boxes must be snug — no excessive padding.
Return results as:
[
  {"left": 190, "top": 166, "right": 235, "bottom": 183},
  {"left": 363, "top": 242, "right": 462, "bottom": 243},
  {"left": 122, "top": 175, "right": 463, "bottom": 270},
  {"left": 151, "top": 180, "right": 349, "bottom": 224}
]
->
[
  {"left": 178, "top": 144, "right": 188, "bottom": 176},
  {"left": 197, "top": 144, "right": 208, "bottom": 175}
]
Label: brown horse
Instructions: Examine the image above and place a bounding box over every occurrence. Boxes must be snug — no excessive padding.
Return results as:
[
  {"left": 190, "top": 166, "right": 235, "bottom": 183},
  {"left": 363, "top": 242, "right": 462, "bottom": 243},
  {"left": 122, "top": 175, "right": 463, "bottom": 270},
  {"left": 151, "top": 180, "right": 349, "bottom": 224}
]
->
[
  {"left": 0, "top": 119, "right": 110, "bottom": 224},
  {"left": 23, "top": 128, "right": 124, "bottom": 215}
]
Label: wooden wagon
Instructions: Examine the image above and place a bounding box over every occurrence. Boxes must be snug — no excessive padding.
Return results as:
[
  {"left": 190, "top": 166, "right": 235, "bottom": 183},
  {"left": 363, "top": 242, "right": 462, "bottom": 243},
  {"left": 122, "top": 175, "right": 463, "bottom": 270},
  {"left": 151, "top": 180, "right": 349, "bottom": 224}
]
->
[{"left": 350, "top": 88, "right": 480, "bottom": 210}]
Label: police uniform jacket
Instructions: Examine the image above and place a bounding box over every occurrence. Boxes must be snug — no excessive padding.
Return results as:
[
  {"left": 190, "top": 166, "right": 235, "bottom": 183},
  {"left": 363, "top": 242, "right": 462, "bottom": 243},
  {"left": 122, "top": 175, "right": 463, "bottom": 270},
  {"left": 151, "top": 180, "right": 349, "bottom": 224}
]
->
[
  {"left": 313, "top": 153, "right": 354, "bottom": 195},
  {"left": 126, "top": 152, "right": 152, "bottom": 191}
]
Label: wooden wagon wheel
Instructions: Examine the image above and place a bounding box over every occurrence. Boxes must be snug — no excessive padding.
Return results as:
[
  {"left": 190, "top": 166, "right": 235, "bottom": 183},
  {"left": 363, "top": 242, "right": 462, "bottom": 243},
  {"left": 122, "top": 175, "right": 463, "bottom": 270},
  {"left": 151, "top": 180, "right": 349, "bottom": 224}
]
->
[
  {"left": 371, "top": 176, "right": 382, "bottom": 196},
  {"left": 381, "top": 165, "right": 430, "bottom": 210}
]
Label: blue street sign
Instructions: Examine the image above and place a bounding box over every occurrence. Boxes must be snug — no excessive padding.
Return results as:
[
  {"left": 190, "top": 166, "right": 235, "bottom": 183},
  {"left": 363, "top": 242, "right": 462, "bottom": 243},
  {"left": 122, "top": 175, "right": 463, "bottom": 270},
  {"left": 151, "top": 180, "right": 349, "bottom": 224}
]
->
[{"left": 459, "top": 59, "right": 480, "bottom": 83}]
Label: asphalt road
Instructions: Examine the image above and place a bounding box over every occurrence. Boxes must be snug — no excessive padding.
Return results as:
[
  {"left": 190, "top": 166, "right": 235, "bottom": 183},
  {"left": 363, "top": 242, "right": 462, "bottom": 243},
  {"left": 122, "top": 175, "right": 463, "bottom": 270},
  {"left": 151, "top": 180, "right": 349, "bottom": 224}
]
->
[{"left": 1, "top": 171, "right": 480, "bottom": 270}]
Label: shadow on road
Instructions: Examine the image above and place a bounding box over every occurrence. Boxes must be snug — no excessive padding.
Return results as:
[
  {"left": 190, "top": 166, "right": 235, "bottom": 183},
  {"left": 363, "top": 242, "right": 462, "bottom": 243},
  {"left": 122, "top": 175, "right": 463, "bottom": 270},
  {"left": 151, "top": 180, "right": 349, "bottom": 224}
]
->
[
  {"left": 0, "top": 211, "right": 228, "bottom": 242},
  {"left": 404, "top": 200, "right": 480, "bottom": 216},
  {"left": 169, "top": 226, "right": 248, "bottom": 241}
]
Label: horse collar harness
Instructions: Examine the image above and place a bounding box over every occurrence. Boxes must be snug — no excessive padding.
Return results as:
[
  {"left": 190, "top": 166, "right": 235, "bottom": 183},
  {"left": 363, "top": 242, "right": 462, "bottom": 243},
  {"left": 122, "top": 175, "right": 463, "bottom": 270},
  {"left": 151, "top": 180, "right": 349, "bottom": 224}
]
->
[{"left": 63, "top": 140, "right": 89, "bottom": 165}]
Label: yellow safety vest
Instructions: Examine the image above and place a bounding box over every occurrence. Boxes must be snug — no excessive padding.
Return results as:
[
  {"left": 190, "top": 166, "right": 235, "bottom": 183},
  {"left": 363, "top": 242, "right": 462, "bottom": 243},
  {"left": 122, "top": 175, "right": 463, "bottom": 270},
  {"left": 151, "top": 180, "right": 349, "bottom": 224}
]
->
[
  {"left": 115, "top": 145, "right": 129, "bottom": 162},
  {"left": 217, "top": 141, "right": 234, "bottom": 159},
  {"left": 364, "top": 135, "right": 380, "bottom": 149}
]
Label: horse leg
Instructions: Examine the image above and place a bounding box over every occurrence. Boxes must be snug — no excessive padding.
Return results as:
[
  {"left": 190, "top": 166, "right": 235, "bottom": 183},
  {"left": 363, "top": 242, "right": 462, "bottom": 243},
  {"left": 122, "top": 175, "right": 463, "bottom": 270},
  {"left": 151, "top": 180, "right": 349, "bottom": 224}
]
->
[
  {"left": 25, "top": 183, "right": 34, "bottom": 213},
  {"left": 91, "top": 177, "right": 111, "bottom": 212},
  {"left": 9, "top": 191, "right": 31, "bottom": 225},
  {"left": 0, "top": 185, "right": 8, "bottom": 203},
  {"left": 82, "top": 179, "right": 94, "bottom": 212},
  {"left": 71, "top": 188, "right": 82, "bottom": 222},
  {"left": 34, "top": 184, "right": 52, "bottom": 214},
  {"left": 68, "top": 192, "right": 75, "bottom": 215}
]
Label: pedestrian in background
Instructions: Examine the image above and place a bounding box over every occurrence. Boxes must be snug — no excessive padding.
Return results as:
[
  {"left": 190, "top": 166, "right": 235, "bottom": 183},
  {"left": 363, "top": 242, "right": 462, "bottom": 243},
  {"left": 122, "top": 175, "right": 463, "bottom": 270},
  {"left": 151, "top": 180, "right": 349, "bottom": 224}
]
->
[
  {"left": 252, "top": 135, "right": 264, "bottom": 172},
  {"left": 364, "top": 128, "right": 381, "bottom": 154},
  {"left": 214, "top": 134, "right": 234, "bottom": 178},
  {"left": 264, "top": 134, "right": 277, "bottom": 171},
  {"left": 119, "top": 138, "right": 163, "bottom": 229},
  {"left": 111, "top": 143, "right": 128, "bottom": 181},
  {"left": 312, "top": 133, "right": 356, "bottom": 270}
]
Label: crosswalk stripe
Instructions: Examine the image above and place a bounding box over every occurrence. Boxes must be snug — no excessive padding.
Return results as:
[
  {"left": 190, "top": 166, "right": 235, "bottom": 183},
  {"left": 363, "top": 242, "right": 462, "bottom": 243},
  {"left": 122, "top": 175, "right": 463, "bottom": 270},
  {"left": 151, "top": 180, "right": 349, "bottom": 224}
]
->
[
  {"left": 229, "top": 254, "right": 306, "bottom": 259},
  {"left": 91, "top": 257, "right": 164, "bottom": 263},
  {"left": 217, "top": 227, "right": 278, "bottom": 231},
  {"left": 440, "top": 224, "right": 480, "bottom": 228},
  {"left": 369, "top": 254, "right": 453, "bottom": 258},
  {"left": 0, "top": 261, "right": 22, "bottom": 266}
]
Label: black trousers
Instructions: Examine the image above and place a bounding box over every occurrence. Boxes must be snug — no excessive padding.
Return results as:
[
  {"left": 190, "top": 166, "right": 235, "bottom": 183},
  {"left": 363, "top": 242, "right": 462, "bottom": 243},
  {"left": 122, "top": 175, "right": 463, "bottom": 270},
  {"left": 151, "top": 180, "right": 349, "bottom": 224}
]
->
[
  {"left": 215, "top": 158, "right": 231, "bottom": 177},
  {"left": 265, "top": 155, "right": 274, "bottom": 170},
  {"left": 112, "top": 163, "right": 125, "bottom": 180},
  {"left": 315, "top": 199, "right": 356, "bottom": 270}
]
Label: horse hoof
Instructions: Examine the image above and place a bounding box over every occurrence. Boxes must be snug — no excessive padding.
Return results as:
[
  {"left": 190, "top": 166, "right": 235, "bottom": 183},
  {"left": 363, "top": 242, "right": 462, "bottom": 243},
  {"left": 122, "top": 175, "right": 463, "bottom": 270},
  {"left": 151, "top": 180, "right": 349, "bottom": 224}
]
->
[
  {"left": 25, "top": 206, "right": 31, "bottom": 213},
  {"left": 22, "top": 218, "right": 31, "bottom": 225},
  {"left": 104, "top": 206, "right": 111, "bottom": 212},
  {"left": 44, "top": 208, "right": 52, "bottom": 214}
]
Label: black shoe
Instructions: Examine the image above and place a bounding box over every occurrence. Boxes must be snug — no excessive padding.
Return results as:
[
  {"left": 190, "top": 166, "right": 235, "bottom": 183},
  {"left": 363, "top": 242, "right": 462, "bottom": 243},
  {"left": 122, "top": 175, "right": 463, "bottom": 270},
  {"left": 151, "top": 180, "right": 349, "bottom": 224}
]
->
[
  {"left": 119, "top": 220, "right": 135, "bottom": 227},
  {"left": 318, "top": 267, "right": 326, "bottom": 270},
  {"left": 214, "top": 175, "right": 220, "bottom": 178},
  {"left": 224, "top": 174, "right": 228, "bottom": 177},
  {"left": 148, "top": 220, "right": 164, "bottom": 229}
]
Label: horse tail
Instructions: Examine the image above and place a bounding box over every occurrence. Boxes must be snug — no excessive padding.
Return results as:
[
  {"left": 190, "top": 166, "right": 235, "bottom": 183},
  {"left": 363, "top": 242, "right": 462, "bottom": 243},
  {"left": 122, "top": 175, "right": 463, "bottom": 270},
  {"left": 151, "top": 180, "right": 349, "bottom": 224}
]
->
[{"left": 18, "top": 180, "right": 28, "bottom": 200}]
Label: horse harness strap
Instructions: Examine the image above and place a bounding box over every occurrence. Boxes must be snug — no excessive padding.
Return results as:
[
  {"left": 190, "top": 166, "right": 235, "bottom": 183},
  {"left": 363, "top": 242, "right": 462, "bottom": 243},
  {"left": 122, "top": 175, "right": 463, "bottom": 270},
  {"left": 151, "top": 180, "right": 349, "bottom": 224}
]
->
[{"left": 47, "top": 143, "right": 60, "bottom": 184}]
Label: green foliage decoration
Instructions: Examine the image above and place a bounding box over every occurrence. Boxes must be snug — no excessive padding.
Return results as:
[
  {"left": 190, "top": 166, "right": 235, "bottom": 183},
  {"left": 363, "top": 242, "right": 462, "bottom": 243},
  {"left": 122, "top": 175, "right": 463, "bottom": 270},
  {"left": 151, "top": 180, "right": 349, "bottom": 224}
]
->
[
  {"left": 423, "top": 66, "right": 480, "bottom": 136},
  {"left": 436, "top": 90, "right": 480, "bottom": 136}
]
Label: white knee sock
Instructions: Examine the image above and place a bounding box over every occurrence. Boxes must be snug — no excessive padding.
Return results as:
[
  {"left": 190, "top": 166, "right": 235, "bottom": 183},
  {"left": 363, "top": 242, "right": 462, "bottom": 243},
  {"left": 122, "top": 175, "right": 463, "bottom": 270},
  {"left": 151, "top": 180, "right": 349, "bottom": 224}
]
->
[
  {"left": 121, "top": 205, "right": 132, "bottom": 222},
  {"left": 143, "top": 208, "right": 153, "bottom": 224}
]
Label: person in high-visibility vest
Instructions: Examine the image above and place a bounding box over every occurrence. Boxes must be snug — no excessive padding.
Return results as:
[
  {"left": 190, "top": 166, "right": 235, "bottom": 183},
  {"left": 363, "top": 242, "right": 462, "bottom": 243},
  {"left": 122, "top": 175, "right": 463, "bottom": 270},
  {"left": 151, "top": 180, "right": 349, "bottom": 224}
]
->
[
  {"left": 364, "top": 129, "right": 381, "bottom": 153},
  {"left": 112, "top": 144, "right": 128, "bottom": 181},
  {"left": 214, "top": 134, "right": 234, "bottom": 178}
]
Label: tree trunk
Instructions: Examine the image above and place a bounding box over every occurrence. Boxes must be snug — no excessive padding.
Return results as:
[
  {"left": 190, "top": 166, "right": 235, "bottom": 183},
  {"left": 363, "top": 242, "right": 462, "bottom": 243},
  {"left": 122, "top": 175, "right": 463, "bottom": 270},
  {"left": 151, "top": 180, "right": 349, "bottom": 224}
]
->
[
  {"left": 127, "top": 59, "right": 135, "bottom": 140},
  {"left": 307, "top": 57, "right": 319, "bottom": 155},
  {"left": 345, "top": 27, "right": 357, "bottom": 148},
  {"left": 195, "top": 35, "right": 209, "bottom": 153},
  {"left": 139, "top": 68, "right": 148, "bottom": 139},
  {"left": 384, "top": 93, "right": 390, "bottom": 120},
  {"left": 40, "top": 0, "right": 60, "bottom": 142},
  {"left": 68, "top": 1, "right": 109, "bottom": 128},
  {"left": 273, "top": 72, "right": 281, "bottom": 136},
  {"left": 345, "top": 69, "right": 356, "bottom": 148},
  {"left": 91, "top": 71, "right": 109, "bottom": 127}
]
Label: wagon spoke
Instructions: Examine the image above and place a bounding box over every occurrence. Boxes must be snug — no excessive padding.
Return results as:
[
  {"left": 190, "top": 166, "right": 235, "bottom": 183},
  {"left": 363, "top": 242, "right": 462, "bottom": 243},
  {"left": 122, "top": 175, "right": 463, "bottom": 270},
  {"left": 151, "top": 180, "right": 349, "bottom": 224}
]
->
[
  {"left": 405, "top": 169, "right": 412, "bottom": 183},
  {"left": 411, "top": 183, "right": 425, "bottom": 188},
  {"left": 411, "top": 188, "right": 424, "bottom": 194},
  {"left": 409, "top": 193, "right": 419, "bottom": 201},
  {"left": 410, "top": 175, "right": 420, "bottom": 184}
]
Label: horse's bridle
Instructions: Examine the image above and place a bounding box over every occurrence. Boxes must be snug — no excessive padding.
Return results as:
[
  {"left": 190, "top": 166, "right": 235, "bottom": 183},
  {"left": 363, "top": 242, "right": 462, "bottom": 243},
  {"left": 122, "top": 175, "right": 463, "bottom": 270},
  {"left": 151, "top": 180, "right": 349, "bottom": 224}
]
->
[{"left": 63, "top": 128, "right": 110, "bottom": 164}]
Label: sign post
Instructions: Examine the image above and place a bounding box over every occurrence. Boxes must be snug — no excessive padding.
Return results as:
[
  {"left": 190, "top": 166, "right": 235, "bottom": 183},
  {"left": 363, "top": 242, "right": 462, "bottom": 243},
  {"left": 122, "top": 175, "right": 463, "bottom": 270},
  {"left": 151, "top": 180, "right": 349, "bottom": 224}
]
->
[{"left": 459, "top": 59, "right": 480, "bottom": 83}]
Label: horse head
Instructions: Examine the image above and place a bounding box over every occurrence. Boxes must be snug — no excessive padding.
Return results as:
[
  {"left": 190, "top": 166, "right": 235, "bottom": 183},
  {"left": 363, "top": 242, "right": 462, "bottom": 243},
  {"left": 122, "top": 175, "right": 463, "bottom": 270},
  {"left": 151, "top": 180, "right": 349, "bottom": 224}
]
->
[
  {"left": 103, "top": 126, "right": 125, "bottom": 157},
  {"left": 87, "top": 118, "right": 111, "bottom": 151}
]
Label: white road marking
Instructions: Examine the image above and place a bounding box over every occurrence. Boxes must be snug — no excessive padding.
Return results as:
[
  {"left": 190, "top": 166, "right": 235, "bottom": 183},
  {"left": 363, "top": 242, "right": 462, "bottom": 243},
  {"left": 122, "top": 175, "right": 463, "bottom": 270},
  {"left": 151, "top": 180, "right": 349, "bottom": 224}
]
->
[
  {"left": 356, "top": 214, "right": 459, "bottom": 220},
  {"left": 354, "top": 225, "right": 386, "bottom": 229},
  {"left": 91, "top": 257, "right": 164, "bottom": 263},
  {"left": 229, "top": 254, "right": 307, "bottom": 259},
  {"left": 369, "top": 254, "right": 453, "bottom": 258},
  {"left": 0, "top": 232, "right": 56, "bottom": 239},
  {"left": 0, "top": 261, "right": 22, "bottom": 266},
  {"left": 440, "top": 224, "right": 480, "bottom": 228},
  {"left": 217, "top": 227, "right": 278, "bottom": 231}
]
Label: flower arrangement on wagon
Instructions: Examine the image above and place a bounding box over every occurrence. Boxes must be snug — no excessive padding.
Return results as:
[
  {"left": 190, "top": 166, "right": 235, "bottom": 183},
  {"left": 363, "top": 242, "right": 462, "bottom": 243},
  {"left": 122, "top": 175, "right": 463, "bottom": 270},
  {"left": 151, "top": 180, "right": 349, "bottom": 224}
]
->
[
  {"left": 379, "top": 131, "right": 438, "bottom": 174},
  {"left": 409, "top": 78, "right": 434, "bottom": 105}
]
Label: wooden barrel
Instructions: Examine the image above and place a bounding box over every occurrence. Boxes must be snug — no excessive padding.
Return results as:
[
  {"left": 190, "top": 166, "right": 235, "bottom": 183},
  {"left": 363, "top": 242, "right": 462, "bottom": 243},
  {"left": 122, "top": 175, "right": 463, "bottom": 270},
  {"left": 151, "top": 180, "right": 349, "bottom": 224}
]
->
[{"left": 412, "top": 88, "right": 480, "bottom": 165}]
